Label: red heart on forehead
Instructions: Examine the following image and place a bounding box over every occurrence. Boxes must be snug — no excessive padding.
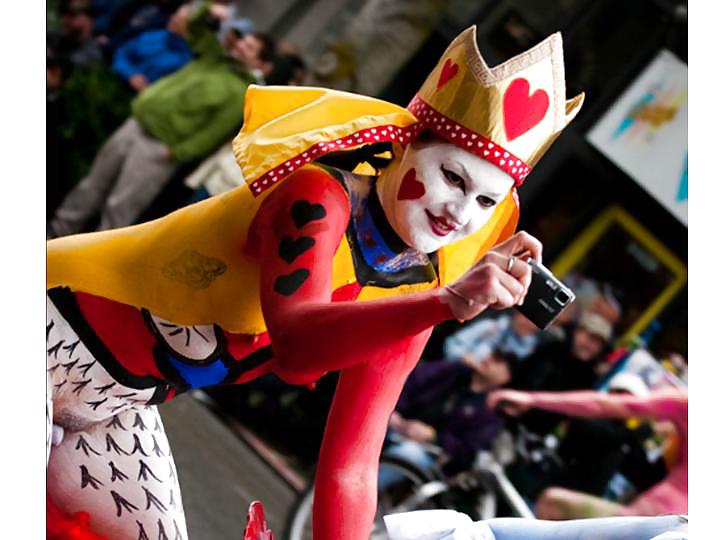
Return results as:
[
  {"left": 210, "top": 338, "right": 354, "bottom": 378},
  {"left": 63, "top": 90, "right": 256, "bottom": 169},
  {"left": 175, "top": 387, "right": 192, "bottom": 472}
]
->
[
  {"left": 437, "top": 58, "right": 459, "bottom": 90},
  {"left": 503, "top": 78, "right": 550, "bottom": 141},
  {"left": 397, "top": 168, "right": 425, "bottom": 201}
]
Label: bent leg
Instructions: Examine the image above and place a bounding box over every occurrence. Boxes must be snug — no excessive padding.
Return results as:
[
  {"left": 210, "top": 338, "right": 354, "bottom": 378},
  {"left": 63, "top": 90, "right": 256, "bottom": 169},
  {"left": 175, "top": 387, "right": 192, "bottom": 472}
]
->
[
  {"left": 98, "top": 129, "right": 179, "bottom": 231},
  {"left": 47, "top": 405, "right": 189, "bottom": 540}
]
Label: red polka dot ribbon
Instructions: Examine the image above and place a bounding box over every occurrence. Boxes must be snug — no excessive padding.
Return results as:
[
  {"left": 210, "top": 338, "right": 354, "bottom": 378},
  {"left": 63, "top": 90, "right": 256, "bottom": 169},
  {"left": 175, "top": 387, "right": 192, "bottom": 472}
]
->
[
  {"left": 248, "top": 123, "right": 424, "bottom": 196},
  {"left": 247, "top": 95, "right": 530, "bottom": 197},
  {"left": 407, "top": 96, "right": 530, "bottom": 186}
]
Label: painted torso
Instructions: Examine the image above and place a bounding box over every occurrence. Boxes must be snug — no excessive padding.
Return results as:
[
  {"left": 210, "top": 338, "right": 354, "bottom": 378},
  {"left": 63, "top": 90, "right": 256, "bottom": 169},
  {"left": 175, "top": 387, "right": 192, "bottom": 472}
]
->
[{"left": 46, "top": 165, "right": 440, "bottom": 418}]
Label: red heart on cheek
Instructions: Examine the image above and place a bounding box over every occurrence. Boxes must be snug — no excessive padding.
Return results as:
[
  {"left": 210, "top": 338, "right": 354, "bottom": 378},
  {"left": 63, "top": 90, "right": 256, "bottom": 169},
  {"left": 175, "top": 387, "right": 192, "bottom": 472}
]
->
[{"left": 397, "top": 168, "right": 425, "bottom": 201}]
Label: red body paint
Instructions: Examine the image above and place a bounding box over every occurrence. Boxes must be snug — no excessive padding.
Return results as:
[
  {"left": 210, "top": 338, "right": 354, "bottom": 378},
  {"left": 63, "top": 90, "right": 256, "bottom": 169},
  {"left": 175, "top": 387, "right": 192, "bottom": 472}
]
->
[{"left": 397, "top": 168, "right": 425, "bottom": 201}]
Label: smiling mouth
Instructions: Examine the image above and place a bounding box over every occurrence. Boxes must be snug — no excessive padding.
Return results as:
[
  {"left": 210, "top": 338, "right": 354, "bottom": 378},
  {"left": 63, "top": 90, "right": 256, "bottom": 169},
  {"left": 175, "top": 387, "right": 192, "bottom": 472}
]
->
[{"left": 425, "top": 210, "right": 457, "bottom": 237}]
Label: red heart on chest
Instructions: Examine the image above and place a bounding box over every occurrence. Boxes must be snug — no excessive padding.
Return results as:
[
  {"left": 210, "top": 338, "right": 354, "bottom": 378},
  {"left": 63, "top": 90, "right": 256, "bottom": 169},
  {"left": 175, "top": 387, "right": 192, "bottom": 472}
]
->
[
  {"left": 397, "top": 168, "right": 425, "bottom": 201},
  {"left": 503, "top": 78, "right": 550, "bottom": 141}
]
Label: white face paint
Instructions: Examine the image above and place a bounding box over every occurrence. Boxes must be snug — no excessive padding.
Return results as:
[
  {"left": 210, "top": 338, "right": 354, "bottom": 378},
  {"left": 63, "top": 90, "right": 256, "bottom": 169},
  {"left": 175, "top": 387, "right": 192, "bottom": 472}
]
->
[{"left": 378, "top": 139, "right": 515, "bottom": 253}]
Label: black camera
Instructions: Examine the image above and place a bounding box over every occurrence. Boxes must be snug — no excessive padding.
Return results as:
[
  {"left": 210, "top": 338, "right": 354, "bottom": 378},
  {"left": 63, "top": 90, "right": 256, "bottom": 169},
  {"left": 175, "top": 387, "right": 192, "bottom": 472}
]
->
[{"left": 517, "top": 258, "right": 575, "bottom": 330}]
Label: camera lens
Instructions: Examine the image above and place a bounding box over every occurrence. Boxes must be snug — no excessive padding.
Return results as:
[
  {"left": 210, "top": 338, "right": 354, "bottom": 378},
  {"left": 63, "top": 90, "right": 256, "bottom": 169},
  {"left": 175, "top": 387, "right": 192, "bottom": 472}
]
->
[{"left": 555, "top": 290, "right": 570, "bottom": 305}]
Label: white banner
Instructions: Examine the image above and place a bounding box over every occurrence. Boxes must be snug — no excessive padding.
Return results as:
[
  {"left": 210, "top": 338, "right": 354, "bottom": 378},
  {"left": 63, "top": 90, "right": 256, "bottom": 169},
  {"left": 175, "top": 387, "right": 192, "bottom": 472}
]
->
[{"left": 587, "top": 50, "right": 688, "bottom": 226}]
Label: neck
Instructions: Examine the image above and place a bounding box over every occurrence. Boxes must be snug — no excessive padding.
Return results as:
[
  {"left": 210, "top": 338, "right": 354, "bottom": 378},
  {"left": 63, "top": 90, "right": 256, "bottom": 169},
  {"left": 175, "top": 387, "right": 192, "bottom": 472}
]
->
[{"left": 367, "top": 185, "right": 411, "bottom": 255}]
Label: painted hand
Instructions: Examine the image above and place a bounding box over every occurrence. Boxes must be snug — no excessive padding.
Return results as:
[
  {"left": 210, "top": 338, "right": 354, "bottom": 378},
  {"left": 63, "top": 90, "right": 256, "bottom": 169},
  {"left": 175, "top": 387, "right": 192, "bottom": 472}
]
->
[{"left": 442, "top": 231, "right": 542, "bottom": 321}]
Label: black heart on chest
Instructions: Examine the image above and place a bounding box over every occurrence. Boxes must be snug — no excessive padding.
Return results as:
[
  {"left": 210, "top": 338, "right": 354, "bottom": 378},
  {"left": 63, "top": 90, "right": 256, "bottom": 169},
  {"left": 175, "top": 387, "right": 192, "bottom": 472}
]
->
[
  {"left": 291, "top": 200, "right": 327, "bottom": 228},
  {"left": 274, "top": 269, "right": 311, "bottom": 296},
  {"left": 278, "top": 236, "right": 315, "bottom": 264}
]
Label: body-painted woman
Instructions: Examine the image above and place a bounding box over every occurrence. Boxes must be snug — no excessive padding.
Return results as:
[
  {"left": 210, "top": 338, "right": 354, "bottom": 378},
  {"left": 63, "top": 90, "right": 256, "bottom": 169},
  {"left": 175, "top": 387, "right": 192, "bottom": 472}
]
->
[{"left": 46, "top": 27, "right": 583, "bottom": 540}]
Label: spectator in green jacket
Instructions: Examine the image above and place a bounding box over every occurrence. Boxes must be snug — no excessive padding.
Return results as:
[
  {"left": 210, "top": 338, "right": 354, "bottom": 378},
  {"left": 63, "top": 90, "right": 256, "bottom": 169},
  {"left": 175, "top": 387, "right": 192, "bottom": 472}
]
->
[{"left": 49, "top": 1, "right": 273, "bottom": 237}]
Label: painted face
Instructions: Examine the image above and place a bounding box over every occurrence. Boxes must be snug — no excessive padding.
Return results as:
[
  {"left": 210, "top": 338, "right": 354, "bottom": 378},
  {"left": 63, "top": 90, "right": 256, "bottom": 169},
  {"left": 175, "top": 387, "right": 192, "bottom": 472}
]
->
[{"left": 379, "top": 139, "right": 515, "bottom": 253}]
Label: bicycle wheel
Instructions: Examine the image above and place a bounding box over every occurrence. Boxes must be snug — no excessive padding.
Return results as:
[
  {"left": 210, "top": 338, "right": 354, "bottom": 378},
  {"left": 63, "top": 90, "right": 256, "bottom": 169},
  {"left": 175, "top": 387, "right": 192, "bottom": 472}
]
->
[{"left": 284, "top": 456, "right": 442, "bottom": 540}]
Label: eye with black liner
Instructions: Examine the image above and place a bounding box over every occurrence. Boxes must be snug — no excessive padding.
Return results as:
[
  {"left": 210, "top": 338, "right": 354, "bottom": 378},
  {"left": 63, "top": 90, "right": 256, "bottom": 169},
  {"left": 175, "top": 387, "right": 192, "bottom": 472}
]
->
[
  {"left": 477, "top": 195, "right": 497, "bottom": 209},
  {"left": 441, "top": 165, "right": 465, "bottom": 192}
]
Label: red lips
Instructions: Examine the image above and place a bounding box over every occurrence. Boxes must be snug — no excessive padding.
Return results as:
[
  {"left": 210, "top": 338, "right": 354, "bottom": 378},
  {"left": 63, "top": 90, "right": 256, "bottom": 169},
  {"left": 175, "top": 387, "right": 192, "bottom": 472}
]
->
[{"left": 425, "top": 210, "right": 457, "bottom": 237}]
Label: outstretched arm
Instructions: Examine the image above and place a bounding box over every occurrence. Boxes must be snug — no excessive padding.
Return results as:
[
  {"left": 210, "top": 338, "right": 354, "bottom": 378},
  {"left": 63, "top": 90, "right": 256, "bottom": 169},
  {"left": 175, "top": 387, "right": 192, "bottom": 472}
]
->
[{"left": 488, "top": 388, "right": 687, "bottom": 423}]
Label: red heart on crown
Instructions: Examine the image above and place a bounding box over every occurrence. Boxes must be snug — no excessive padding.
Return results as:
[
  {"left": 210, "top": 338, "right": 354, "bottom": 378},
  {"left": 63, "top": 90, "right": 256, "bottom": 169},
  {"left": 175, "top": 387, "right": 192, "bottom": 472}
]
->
[
  {"left": 503, "top": 78, "right": 550, "bottom": 141},
  {"left": 397, "top": 168, "right": 425, "bottom": 201},
  {"left": 437, "top": 58, "right": 459, "bottom": 90}
]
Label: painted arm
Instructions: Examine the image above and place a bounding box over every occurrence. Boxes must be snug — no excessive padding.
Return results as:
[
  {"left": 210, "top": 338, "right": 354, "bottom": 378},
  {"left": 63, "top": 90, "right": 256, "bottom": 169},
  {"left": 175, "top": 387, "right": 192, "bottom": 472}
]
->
[
  {"left": 255, "top": 167, "right": 453, "bottom": 384},
  {"left": 313, "top": 327, "right": 433, "bottom": 540},
  {"left": 490, "top": 388, "right": 687, "bottom": 423}
]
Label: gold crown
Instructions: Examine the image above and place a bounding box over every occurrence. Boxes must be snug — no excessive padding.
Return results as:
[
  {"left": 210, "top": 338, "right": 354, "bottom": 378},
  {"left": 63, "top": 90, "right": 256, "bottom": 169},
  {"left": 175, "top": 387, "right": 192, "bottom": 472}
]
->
[{"left": 407, "top": 27, "right": 584, "bottom": 185}]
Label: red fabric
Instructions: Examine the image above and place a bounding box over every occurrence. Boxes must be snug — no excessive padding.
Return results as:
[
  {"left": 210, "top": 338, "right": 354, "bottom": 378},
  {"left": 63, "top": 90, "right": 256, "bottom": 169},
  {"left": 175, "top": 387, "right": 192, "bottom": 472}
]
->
[
  {"left": 243, "top": 501, "right": 274, "bottom": 540},
  {"left": 252, "top": 168, "right": 453, "bottom": 539},
  {"left": 47, "top": 494, "right": 108, "bottom": 540},
  {"left": 75, "top": 292, "right": 164, "bottom": 380}
]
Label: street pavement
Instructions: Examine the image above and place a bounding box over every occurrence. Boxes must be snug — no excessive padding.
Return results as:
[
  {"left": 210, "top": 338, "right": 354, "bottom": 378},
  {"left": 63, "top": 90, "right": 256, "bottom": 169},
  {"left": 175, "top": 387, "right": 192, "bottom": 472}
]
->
[{"left": 160, "top": 394, "right": 300, "bottom": 539}]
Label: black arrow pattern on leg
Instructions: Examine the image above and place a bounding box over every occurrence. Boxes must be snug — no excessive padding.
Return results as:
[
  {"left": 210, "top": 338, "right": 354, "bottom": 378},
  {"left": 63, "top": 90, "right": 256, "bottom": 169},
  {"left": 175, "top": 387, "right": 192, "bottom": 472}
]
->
[
  {"left": 71, "top": 379, "right": 92, "bottom": 395},
  {"left": 106, "top": 433, "right": 130, "bottom": 455},
  {"left": 158, "top": 519, "right": 169, "bottom": 540},
  {"left": 111, "top": 490, "right": 139, "bottom": 517},
  {"left": 131, "top": 434, "right": 150, "bottom": 456},
  {"left": 137, "top": 520, "right": 150, "bottom": 540},
  {"left": 77, "top": 361, "right": 96, "bottom": 378},
  {"left": 95, "top": 382, "right": 116, "bottom": 395},
  {"left": 150, "top": 434, "right": 165, "bottom": 457},
  {"left": 80, "top": 465, "right": 104, "bottom": 489},
  {"left": 133, "top": 412, "right": 148, "bottom": 431},
  {"left": 75, "top": 435, "right": 102, "bottom": 457},
  {"left": 48, "top": 340, "right": 65, "bottom": 359},
  {"left": 86, "top": 397, "right": 108, "bottom": 411},
  {"left": 106, "top": 415, "right": 127, "bottom": 431},
  {"left": 109, "top": 461, "right": 129, "bottom": 482},
  {"left": 62, "top": 339, "right": 80, "bottom": 358},
  {"left": 143, "top": 486, "right": 167, "bottom": 513},
  {"left": 138, "top": 460, "right": 163, "bottom": 483},
  {"left": 61, "top": 358, "right": 78, "bottom": 374}
]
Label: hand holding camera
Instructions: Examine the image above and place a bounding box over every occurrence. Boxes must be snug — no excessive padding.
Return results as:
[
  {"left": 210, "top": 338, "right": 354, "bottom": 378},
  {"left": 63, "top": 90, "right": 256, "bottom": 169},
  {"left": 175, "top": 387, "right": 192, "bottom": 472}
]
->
[
  {"left": 443, "top": 231, "right": 541, "bottom": 321},
  {"left": 443, "top": 231, "right": 574, "bottom": 328}
]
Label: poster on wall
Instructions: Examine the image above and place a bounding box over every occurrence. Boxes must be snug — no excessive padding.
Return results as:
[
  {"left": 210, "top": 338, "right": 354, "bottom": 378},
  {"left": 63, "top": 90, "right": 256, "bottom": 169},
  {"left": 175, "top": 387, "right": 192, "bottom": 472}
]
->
[{"left": 587, "top": 49, "right": 687, "bottom": 226}]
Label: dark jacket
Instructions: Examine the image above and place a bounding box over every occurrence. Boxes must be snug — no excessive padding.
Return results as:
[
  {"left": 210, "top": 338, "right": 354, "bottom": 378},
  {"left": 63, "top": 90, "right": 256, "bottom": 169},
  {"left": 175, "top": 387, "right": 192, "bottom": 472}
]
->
[{"left": 396, "top": 361, "right": 502, "bottom": 468}]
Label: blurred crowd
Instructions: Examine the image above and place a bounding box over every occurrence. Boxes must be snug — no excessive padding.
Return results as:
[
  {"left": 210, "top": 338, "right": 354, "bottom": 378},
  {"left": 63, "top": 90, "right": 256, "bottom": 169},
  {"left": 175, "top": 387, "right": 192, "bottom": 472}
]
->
[
  {"left": 212, "top": 276, "right": 687, "bottom": 520},
  {"left": 47, "top": 0, "right": 688, "bottom": 523},
  {"left": 47, "top": 0, "right": 306, "bottom": 235}
]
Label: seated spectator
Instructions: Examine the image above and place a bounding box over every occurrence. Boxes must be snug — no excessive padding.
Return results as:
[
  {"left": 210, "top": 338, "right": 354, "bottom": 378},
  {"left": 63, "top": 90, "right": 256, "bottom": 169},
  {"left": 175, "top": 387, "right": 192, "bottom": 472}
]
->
[
  {"left": 111, "top": 3, "right": 194, "bottom": 92},
  {"left": 510, "top": 309, "right": 615, "bottom": 396},
  {"left": 444, "top": 310, "right": 546, "bottom": 365},
  {"left": 47, "top": 0, "right": 102, "bottom": 67},
  {"left": 49, "top": 1, "right": 274, "bottom": 237},
  {"left": 488, "top": 384, "right": 687, "bottom": 518},
  {"left": 379, "top": 351, "right": 519, "bottom": 487}
]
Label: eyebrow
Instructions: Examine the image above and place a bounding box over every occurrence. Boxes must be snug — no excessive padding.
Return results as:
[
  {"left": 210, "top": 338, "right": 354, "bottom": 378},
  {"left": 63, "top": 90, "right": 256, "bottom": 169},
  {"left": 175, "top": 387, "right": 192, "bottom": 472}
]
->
[{"left": 454, "top": 161, "right": 504, "bottom": 199}]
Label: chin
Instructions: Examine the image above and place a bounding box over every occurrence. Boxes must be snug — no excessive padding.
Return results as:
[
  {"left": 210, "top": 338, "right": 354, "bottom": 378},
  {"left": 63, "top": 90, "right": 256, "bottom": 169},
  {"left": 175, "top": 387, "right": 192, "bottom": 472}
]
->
[{"left": 408, "top": 231, "right": 449, "bottom": 254}]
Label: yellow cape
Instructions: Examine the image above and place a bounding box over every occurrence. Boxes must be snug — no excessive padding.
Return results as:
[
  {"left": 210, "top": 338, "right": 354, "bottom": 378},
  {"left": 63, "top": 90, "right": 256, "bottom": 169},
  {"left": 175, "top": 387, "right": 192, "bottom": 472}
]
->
[{"left": 47, "top": 86, "right": 519, "bottom": 333}]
